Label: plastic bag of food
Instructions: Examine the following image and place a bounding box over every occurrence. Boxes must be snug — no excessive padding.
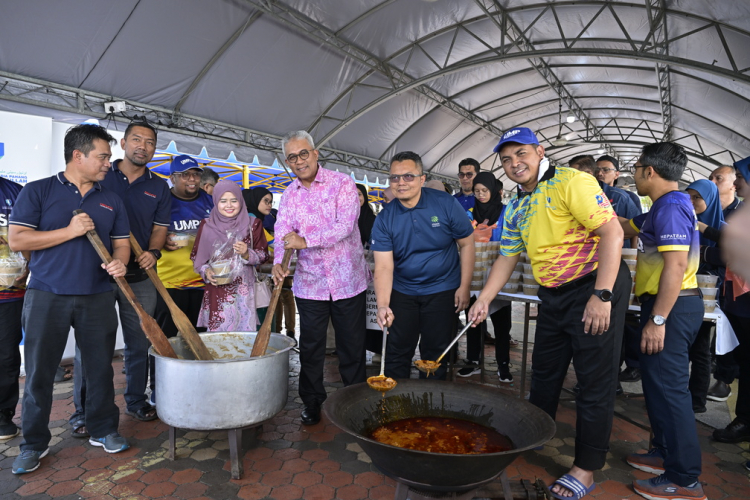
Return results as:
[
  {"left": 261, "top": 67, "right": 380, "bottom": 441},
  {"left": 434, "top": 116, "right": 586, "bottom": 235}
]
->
[
  {"left": 473, "top": 223, "right": 497, "bottom": 243},
  {"left": 208, "top": 230, "right": 244, "bottom": 285},
  {"left": 0, "top": 251, "right": 27, "bottom": 289}
]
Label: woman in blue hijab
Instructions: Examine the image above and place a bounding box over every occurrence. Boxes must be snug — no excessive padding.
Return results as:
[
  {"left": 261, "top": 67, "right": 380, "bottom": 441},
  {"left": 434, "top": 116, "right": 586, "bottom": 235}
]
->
[{"left": 686, "top": 179, "right": 725, "bottom": 248}]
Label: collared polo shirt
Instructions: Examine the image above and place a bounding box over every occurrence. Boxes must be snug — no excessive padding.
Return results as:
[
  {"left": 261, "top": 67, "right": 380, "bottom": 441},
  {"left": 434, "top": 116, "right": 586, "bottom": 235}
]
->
[
  {"left": 100, "top": 160, "right": 171, "bottom": 281},
  {"left": 622, "top": 189, "right": 643, "bottom": 213},
  {"left": 157, "top": 190, "right": 213, "bottom": 289},
  {"left": 630, "top": 191, "right": 699, "bottom": 297},
  {"left": 0, "top": 177, "right": 25, "bottom": 303},
  {"left": 602, "top": 183, "right": 640, "bottom": 219},
  {"left": 371, "top": 188, "right": 474, "bottom": 295},
  {"left": 9, "top": 173, "right": 130, "bottom": 295},
  {"left": 453, "top": 192, "right": 475, "bottom": 212},
  {"left": 500, "top": 164, "right": 616, "bottom": 288}
]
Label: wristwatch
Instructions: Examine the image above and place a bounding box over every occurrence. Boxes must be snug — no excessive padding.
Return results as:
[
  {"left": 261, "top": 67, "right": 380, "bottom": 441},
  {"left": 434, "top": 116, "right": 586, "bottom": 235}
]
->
[
  {"left": 148, "top": 249, "right": 162, "bottom": 260},
  {"left": 649, "top": 314, "right": 666, "bottom": 326},
  {"left": 593, "top": 289, "right": 613, "bottom": 302}
]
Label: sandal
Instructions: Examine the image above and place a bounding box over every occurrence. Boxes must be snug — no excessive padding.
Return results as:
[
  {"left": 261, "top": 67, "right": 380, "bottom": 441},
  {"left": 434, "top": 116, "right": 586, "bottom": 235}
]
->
[
  {"left": 125, "top": 405, "right": 158, "bottom": 422},
  {"left": 548, "top": 474, "right": 595, "bottom": 500},
  {"left": 71, "top": 419, "right": 89, "bottom": 438},
  {"left": 54, "top": 366, "right": 72, "bottom": 383}
]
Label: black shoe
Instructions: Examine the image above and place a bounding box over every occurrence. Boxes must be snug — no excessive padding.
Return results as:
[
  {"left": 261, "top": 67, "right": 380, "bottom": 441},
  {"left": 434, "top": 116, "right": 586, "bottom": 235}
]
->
[
  {"left": 497, "top": 363, "right": 513, "bottom": 383},
  {"left": 706, "top": 380, "right": 732, "bottom": 402},
  {"left": 713, "top": 418, "right": 750, "bottom": 443},
  {"left": 0, "top": 409, "right": 19, "bottom": 440},
  {"left": 619, "top": 366, "right": 641, "bottom": 382},
  {"left": 693, "top": 405, "right": 707, "bottom": 414},
  {"left": 301, "top": 402, "right": 321, "bottom": 426},
  {"left": 457, "top": 361, "right": 480, "bottom": 378}
]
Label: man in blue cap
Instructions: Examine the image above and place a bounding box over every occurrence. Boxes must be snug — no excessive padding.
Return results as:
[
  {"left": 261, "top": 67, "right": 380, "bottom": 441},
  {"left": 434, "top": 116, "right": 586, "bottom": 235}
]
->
[
  {"left": 469, "top": 127, "right": 630, "bottom": 500},
  {"left": 154, "top": 155, "right": 213, "bottom": 338}
]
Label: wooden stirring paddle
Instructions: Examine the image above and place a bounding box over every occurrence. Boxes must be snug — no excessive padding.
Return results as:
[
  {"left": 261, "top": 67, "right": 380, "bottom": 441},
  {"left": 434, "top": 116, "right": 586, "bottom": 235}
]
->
[
  {"left": 129, "top": 234, "right": 213, "bottom": 360},
  {"left": 72, "top": 210, "right": 176, "bottom": 358},
  {"left": 250, "top": 248, "right": 293, "bottom": 357}
]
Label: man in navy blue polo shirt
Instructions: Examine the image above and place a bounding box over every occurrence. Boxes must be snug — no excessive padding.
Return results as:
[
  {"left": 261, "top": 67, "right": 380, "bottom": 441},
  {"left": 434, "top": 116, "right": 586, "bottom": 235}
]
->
[
  {"left": 372, "top": 151, "right": 474, "bottom": 380},
  {"left": 0, "top": 176, "right": 27, "bottom": 441},
  {"left": 454, "top": 158, "right": 479, "bottom": 214},
  {"left": 69, "top": 122, "right": 170, "bottom": 434},
  {"left": 9, "top": 124, "right": 131, "bottom": 474}
]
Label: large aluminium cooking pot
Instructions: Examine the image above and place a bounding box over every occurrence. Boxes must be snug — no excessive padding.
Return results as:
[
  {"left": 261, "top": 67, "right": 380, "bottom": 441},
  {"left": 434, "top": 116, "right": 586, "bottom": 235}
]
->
[
  {"left": 323, "top": 379, "right": 555, "bottom": 490},
  {"left": 151, "top": 332, "right": 295, "bottom": 430}
]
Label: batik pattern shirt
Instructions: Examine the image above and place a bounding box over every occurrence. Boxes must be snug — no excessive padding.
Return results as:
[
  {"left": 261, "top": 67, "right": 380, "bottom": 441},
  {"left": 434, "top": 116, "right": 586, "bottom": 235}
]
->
[{"left": 274, "top": 166, "right": 370, "bottom": 301}]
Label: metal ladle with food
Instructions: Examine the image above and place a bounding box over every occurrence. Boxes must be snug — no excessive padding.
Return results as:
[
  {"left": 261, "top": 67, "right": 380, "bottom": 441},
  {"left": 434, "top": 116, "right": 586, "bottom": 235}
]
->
[
  {"left": 415, "top": 322, "right": 473, "bottom": 376},
  {"left": 367, "top": 327, "right": 397, "bottom": 392}
]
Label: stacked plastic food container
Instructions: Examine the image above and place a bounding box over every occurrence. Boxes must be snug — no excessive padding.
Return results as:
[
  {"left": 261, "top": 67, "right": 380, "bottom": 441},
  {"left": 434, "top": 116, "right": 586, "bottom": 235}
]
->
[
  {"left": 471, "top": 242, "right": 501, "bottom": 292},
  {"left": 697, "top": 274, "right": 719, "bottom": 313},
  {"left": 498, "top": 252, "right": 538, "bottom": 296}
]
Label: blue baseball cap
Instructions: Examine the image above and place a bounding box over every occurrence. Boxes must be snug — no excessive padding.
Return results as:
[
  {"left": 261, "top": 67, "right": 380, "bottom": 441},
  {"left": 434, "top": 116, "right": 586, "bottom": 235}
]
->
[
  {"left": 734, "top": 156, "right": 750, "bottom": 181},
  {"left": 169, "top": 154, "right": 203, "bottom": 174},
  {"left": 493, "top": 127, "right": 540, "bottom": 153}
]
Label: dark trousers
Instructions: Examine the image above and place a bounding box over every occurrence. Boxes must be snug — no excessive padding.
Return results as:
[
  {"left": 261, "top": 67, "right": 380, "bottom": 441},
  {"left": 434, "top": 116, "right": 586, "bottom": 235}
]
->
[
  {"left": 154, "top": 287, "right": 205, "bottom": 337},
  {"left": 530, "top": 262, "right": 630, "bottom": 471},
  {"left": 621, "top": 321, "right": 641, "bottom": 369},
  {"left": 688, "top": 322, "right": 713, "bottom": 409},
  {"left": 465, "top": 298, "right": 511, "bottom": 365},
  {"left": 295, "top": 291, "right": 367, "bottom": 406},
  {"left": 21, "top": 290, "right": 119, "bottom": 451},
  {"left": 72, "top": 280, "right": 157, "bottom": 424},
  {"left": 150, "top": 287, "right": 205, "bottom": 395},
  {"left": 639, "top": 295, "right": 703, "bottom": 486},
  {"left": 727, "top": 311, "right": 750, "bottom": 423},
  {"left": 385, "top": 288, "right": 457, "bottom": 381},
  {"left": 0, "top": 299, "right": 23, "bottom": 413},
  {"left": 714, "top": 351, "right": 740, "bottom": 385}
]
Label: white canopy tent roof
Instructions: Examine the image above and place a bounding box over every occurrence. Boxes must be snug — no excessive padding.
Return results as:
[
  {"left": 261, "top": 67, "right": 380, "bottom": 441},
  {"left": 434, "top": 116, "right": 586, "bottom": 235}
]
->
[{"left": 1, "top": 0, "right": 749, "bottom": 187}]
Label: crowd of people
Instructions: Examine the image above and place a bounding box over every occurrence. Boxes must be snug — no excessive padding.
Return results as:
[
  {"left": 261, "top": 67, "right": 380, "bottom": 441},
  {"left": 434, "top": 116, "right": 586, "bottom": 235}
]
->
[{"left": 0, "top": 122, "right": 749, "bottom": 500}]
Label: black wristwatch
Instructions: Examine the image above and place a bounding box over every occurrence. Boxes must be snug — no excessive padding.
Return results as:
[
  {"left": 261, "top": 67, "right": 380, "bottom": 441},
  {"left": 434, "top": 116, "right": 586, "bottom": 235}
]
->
[
  {"left": 593, "top": 289, "right": 613, "bottom": 302},
  {"left": 148, "top": 249, "right": 162, "bottom": 260}
]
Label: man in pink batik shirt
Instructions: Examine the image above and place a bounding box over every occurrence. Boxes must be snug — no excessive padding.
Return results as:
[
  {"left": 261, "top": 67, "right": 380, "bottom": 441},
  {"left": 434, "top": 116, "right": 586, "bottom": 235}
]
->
[{"left": 272, "top": 130, "right": 371, "bottom": 426}]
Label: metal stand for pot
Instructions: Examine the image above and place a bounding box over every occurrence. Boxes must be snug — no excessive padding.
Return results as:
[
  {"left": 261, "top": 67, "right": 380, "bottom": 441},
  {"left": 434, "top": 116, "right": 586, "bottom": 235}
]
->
[
  {"left": 392, "top": 470, "right": 548, "bottom": 500},
  {"left": 167, "top": 424, "right": 262, "bottom": 480}
]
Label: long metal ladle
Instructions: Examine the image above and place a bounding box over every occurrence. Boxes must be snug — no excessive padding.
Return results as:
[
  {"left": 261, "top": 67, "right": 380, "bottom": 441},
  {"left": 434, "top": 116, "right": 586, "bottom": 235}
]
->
[
  {"left": 415, "top": 322, "right": 473, "bottom": 376},
  {"left": 367, "top": 327, "right": 397, "bottom": 392}
]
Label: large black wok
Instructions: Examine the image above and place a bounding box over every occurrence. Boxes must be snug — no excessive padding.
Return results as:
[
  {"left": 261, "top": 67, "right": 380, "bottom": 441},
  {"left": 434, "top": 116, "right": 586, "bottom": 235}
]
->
[{"left": 323, "top": 379, "right": 555, "bottom": 491}]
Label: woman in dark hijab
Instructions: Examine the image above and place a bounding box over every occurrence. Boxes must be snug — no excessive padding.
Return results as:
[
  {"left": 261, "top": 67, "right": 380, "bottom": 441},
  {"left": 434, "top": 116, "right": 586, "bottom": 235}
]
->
[
  {"left": 356, "top": 183, "right": 376, "bottom": 246},
  {"left": 242, "top": 187, "right": 273, "bottom": 221},
  {"left": 472, "top": 172, "right": 504, "bottom": 226}
]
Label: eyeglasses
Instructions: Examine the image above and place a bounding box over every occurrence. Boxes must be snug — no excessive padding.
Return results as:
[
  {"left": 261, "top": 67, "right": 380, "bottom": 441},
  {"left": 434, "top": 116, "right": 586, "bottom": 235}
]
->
[
  {"left": 174, "top": 171, "right": 201, "bottom": 180},
  {"left": 599, "top": 168, "right": 617, "bottom": 173},
  {"left": 261, "top": 198, "right": 273, "bottom": 205},
  {"left": 458, "top": 172, "right": 475, "bottom": 179},
  {"left": 286, "top": 149, "right": 311, "bottom": 164},
  {"left": 389, "top": 173, "right": 422, "bottom": 183},
  {"left": 628, "top": 165, "right": 648, "bottom": 174}
]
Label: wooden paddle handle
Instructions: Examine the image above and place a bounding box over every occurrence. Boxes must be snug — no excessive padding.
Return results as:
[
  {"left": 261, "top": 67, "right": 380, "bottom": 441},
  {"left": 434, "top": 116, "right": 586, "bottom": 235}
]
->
[
  {"left": 72, "top": 210, "right": 177, "bottom": 358},
  {"left": 250, "top": 248, "right": 293, "bottom": 357},
  {"left": 129, "top": 233, "right": 213, "bottom": 360}
]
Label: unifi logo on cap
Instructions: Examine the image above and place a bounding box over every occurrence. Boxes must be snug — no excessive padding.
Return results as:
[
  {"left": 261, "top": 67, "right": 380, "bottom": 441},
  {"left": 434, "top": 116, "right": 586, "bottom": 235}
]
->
[
  {"left": 503, "top": 129, "right": 521, "bottom": 140},
  {"left": 181, "top": 158, "right": 193, "bottom": 165}
]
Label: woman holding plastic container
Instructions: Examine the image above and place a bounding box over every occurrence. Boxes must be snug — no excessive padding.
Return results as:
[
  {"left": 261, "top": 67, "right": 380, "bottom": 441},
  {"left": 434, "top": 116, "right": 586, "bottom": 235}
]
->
[
  {"left": 191, "top": 180, "right": 269, "bottom": 331},
  {"left": 685, "top": 179, "right": 725, "bottom": 412},
  {"left": 458, "top": 172, "right": 514, "bottom": 383}
]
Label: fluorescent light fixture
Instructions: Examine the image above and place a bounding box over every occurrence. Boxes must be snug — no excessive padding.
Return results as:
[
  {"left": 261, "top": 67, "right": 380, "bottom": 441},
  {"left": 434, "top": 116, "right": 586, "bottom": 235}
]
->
[
  {"left": 597, "top": 148, "right": 606, "bottom": 154},
  {"left": 566, "top": 113, "right": 576, "bottom": 123}
]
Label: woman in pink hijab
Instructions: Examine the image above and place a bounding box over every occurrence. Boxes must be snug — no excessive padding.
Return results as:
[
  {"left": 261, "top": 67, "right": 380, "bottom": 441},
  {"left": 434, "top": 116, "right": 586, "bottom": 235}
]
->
[{"left": 191, "top": 180, "right": 269, "bottom": 331}]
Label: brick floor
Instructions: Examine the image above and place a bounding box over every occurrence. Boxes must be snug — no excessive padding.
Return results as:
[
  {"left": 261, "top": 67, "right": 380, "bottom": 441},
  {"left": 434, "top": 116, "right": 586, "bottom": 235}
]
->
[{"left": 2, "top": 330, "right": 750, "bottom": 500}]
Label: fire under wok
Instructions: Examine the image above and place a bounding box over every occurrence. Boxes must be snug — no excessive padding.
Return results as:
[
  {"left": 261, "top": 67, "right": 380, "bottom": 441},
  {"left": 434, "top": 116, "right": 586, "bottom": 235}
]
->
[{"left": 323, "top": 379, "right": 556, "bottom": 491}]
